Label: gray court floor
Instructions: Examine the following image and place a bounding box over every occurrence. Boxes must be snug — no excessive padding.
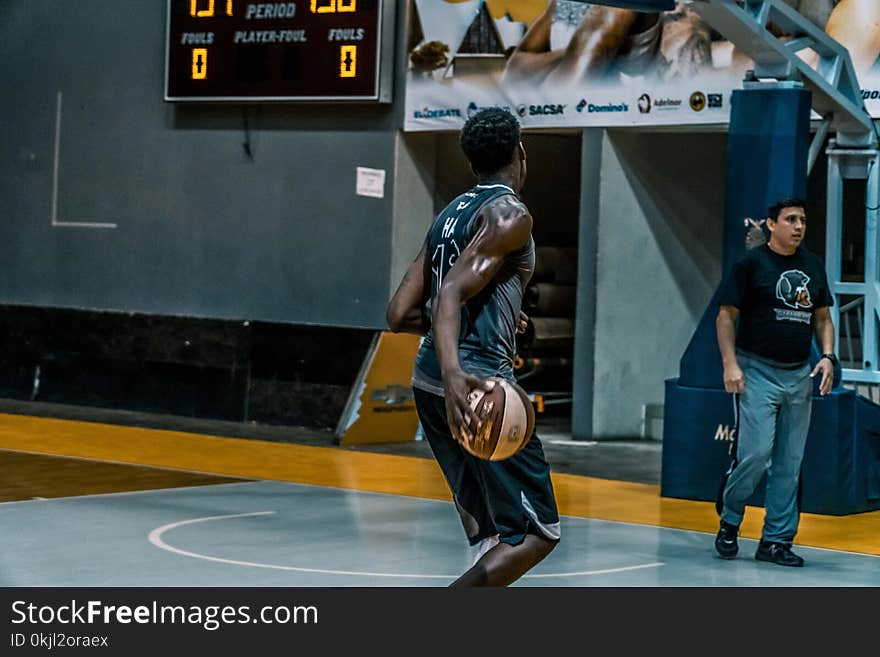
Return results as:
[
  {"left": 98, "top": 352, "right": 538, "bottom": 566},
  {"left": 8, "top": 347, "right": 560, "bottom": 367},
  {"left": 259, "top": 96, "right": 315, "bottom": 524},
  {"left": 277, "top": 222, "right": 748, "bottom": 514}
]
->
[{"left": 1, "top": 480, "right": 877, "bottom": 587}]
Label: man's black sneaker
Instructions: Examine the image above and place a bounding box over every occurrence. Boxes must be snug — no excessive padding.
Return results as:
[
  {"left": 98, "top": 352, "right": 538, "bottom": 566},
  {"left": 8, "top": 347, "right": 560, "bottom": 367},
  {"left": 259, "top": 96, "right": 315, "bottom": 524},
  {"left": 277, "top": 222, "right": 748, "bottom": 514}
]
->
[
  {"left": 714, "top": 521, "right": 739, "bottom": 559},
  {"left": 755, "top": 541, "right": 804, "bottom": 567}
]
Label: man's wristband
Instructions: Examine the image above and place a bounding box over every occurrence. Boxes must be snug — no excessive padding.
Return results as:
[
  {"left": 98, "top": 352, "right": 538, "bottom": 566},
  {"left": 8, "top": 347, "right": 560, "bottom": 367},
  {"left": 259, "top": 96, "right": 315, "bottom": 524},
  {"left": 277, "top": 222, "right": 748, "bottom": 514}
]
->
[{"left": 821, "top": 353, "right": 838, "bottom": 367}]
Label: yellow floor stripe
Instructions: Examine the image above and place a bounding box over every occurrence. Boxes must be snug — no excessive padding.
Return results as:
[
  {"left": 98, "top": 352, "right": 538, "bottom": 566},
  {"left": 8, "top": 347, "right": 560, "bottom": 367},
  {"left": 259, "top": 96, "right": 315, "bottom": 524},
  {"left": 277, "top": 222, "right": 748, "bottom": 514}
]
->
[{"left": 0, "top": 412, "right": 877, "bottom": 556}]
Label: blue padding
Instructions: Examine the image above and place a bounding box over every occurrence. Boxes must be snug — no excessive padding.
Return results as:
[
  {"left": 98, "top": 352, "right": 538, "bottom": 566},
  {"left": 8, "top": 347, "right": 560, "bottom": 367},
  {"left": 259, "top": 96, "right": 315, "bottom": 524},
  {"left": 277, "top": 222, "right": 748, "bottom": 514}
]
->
[
  {"left": 661, "top": 379, "right": 764, "bottom": 507},
  {"left": 854, "top": 397, "right": 880, "bottom": 505},
  {"left": 722, "top": 88, "right": 812, "bottom": 274},
  {"left": 662, "top": 379, "right": 880, "bottom": 515},
  {"left": 678, "top": 87, "right": 811, "bottom": 389},
  {"left": 676, "top": 288, "right": 724, "bottom": 389},
  {"left": 800, "top": 390, "right": 853, "bottom": 514}
]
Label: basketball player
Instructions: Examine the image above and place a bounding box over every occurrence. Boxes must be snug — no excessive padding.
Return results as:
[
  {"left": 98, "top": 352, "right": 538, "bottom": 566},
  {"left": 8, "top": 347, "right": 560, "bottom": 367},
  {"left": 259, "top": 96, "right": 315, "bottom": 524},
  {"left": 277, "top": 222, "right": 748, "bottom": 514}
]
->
[
  {"left": 501, "top": 1, "right": 714, "bottom": 86},
  {"left": 502, "top": 0, "right": 662, "bottom": 85},
  {"left": 386, "top": 108, "right": 560, "bottom": 587}
]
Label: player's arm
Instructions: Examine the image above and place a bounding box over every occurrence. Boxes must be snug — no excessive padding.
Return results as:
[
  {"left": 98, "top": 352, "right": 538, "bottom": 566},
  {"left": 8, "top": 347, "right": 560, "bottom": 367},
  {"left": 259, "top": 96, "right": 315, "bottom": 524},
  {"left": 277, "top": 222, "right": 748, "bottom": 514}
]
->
[
  {"left": 502, "top": 1, "right": 564, "bottom": 84},
  {"left": 825, "top": 0, "right": 880, "bottom": 74},
  {"left": 810, "top": 306, "right": 835, "bottom": 396},
  {"left": 386, "top": 242, "right": 430, "bottom": 335},
  {"left": 434, "top": 197, "right": 532, "bottom": 443},
  {"left": 515, "top": 0, "right": 554, "bottom": 54},
  {"left": 716, "top": 305, "right": 744, "bottom": 393},
  {"left": 547, "top": 7, "right": 638, "bottom": 82}
]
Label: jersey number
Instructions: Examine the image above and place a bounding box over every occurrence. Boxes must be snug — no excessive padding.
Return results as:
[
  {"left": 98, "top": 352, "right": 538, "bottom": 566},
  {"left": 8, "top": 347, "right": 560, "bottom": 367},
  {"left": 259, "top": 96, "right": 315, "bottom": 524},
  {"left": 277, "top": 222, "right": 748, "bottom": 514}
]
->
[{"left": 431, "top": 240, "right": 461, "bottom": 295}]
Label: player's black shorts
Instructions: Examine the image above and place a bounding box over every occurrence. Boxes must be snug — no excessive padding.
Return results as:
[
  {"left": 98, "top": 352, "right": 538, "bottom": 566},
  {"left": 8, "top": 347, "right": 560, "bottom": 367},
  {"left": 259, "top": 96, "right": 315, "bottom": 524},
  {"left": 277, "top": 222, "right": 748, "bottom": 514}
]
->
[{"left": 413, "top": 387, "right": 561, "bottom": 547}]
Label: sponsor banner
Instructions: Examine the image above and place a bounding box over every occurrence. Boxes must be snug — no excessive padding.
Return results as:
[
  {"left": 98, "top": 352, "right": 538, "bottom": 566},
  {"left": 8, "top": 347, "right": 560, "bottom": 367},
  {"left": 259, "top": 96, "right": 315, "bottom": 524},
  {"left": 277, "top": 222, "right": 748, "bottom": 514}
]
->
[{"left": 404, "top": 0, "right": 880, "bottom": 131}]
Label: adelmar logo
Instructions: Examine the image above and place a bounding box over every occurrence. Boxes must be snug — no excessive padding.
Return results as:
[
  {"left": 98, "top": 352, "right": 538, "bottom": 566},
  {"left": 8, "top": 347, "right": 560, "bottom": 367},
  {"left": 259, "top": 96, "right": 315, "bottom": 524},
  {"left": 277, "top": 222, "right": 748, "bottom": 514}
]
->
[
  {"left": 655, "top": 98, "right": 682, "bottom": 110},
  {"left": 638, "top": 93, "right": 681, "bottom": 113}
]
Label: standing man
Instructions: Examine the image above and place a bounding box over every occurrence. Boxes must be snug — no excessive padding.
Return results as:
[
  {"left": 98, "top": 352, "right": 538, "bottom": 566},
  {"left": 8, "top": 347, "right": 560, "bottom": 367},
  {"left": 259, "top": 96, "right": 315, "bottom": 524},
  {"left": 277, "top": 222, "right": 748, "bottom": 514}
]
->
[
  {"left": 714, "top": 198, "right": 836, "bottom": 567},
  {"left": 386, "top": 108, "right": 560, "bottom": 587}
]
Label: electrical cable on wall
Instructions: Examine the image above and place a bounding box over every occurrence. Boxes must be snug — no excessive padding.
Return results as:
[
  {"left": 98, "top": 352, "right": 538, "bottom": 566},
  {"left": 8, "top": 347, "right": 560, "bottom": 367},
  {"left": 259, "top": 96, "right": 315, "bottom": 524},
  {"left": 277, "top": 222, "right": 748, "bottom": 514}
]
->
[{"left": 242, "top": 107, "right": 254, "bottom": 161}]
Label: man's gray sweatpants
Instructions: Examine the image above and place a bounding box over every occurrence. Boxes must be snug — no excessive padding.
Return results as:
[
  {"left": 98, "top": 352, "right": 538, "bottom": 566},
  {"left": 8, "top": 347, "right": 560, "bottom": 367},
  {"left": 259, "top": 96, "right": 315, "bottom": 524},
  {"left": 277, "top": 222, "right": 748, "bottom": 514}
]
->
[{"left": 720, "top": 351, "right": 812, "bottom": 543}]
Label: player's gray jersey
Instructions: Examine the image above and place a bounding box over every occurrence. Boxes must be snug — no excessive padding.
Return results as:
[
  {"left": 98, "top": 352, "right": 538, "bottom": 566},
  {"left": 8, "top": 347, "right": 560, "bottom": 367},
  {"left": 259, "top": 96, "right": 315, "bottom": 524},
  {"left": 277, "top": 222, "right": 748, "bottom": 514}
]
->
[{"left": 412, "top": 183, "right": 534, "bottom": 395}]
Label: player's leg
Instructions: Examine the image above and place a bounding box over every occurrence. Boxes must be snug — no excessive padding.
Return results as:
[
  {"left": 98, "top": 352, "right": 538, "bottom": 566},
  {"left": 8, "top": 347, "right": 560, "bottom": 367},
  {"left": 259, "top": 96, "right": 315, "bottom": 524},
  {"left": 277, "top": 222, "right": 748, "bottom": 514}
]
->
[
  {"left": 450, "top": 533, "right": 556, "bottom": 587},
  {"left": 413, "top": 388, "right": 498, "bottom": 546},
  {"left": 450, "top": 431, "right": 560, "bottom": 587}
]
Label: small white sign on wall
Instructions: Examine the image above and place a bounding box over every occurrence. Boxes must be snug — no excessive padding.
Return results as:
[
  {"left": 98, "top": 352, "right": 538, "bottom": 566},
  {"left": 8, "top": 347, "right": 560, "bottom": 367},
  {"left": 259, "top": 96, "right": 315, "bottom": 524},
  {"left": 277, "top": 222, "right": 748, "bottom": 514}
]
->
[{"left": 356, "top": 167, "right": 386, "bottom": 199}]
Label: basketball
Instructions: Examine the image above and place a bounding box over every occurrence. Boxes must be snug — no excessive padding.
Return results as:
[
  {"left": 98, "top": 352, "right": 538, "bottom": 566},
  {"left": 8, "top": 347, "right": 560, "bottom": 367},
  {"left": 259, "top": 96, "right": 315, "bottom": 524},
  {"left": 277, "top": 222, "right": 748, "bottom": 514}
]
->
[{"left": 464, "top": 378, "right": 535, "bottom": 461}]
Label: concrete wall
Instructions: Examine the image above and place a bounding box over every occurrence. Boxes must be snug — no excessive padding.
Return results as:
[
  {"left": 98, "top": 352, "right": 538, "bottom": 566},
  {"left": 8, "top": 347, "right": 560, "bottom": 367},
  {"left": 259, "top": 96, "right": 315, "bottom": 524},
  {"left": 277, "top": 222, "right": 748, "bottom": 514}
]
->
[
  {"left": 390, "top": 132, "right": 437, "bottom": 289},
  {"left": 0, "top": 0, "right": 407, "bottom": 329},
  {"left": 588, "top": 129, "right": 726, "bottom": 439}
]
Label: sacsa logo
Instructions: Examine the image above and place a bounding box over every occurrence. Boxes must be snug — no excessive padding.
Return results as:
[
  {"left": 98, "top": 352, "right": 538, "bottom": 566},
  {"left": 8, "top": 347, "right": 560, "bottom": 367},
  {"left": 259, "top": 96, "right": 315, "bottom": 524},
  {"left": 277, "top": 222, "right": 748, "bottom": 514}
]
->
[
  {"left": 520, "top": 104, "right": 566, "bottom": 116},
  {"left": 530, "top": 104, "right": 565, "bottom": 115}
]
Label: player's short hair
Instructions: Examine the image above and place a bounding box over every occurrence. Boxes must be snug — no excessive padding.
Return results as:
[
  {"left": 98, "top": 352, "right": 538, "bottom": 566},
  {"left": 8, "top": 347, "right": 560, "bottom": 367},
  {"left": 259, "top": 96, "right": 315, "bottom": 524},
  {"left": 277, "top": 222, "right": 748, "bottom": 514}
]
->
[
  {"left": 768, "top": 197, "right": 807, "bottom": 221},
  {"left": 459, "top": 108, "right": 521, "bottom": 175}
]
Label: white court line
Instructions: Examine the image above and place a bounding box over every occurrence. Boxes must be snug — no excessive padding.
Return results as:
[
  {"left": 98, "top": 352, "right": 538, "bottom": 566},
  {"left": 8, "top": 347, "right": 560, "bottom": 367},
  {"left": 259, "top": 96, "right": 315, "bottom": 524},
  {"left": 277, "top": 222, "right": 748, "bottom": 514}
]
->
[
  {"left": 7, "top": 477, "right": 876, "bottom": 560},
  {"left": 524, "top": 562, "right": 666, "bottom": 578},
  {"left": 559, "top": 513, "right": 880, "bottom": 559},
  {"left": 147, "top": 511, "right": 666, "bottom": 580}
]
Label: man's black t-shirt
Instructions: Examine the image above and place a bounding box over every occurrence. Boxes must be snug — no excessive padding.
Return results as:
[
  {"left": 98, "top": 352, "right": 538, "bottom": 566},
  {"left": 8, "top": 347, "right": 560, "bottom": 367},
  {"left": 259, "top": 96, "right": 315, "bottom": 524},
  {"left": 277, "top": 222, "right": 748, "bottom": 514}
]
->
[{"left": 718, "top": 244, "right": 833, "bottom": 365}]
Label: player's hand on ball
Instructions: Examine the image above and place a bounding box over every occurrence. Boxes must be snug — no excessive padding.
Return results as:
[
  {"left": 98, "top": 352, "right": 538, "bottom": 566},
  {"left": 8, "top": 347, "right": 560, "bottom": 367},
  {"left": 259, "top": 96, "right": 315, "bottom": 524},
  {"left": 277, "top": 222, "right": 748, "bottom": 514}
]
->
[
  {"left": 443, "top": 369, "right": 495, "bottom": 444},
  {"left": 462, "top": 378, "right": 536, "bottom": 461}
]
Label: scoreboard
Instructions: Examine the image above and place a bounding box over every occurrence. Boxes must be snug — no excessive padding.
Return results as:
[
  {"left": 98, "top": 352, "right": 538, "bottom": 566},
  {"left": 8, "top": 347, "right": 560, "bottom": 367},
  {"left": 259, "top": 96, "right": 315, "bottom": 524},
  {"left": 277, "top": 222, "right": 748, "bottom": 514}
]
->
[{"left": 165, "top": 0, "right": 394, "bottom": 102}]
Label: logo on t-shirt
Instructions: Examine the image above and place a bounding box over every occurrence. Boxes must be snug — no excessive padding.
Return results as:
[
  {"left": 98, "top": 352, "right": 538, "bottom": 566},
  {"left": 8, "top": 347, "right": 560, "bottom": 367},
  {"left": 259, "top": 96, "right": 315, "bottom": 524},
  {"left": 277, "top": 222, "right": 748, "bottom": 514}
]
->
[{"left": 776, "top": 270, "right": 812, "bottom": 309}]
